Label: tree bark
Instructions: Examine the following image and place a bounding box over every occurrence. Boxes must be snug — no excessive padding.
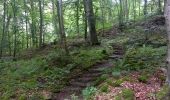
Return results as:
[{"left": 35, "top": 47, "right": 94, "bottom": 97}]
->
[
  {"left": 144, "top": 0, "right": 148, "bottom": 16},
  {"left": 0, "top": 0, "right": 7, "bottom": 58},
  {"left": 39, "top": 0, "right": 43, "bottom": 47},
  {"left": 165, "top": 0, "right": 170, "bottom": 84},
  {"left": 76, "top": 0, "right": 80, "bottom": 37},
  {"left": 57, "top": 0, "right": 69, "bottom": 55},
  {"left": 83, "top": 0, "right": 99, "bottom": 45}
]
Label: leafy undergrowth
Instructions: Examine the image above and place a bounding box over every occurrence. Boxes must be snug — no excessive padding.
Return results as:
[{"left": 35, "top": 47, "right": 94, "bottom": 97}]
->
[
  {"left": 90, "top": 22, "right": 167, "bottom": 100},
  {"left": 0, "top": 43, "right": 109, "bottom": 99},
  {"left": 94, "top": 69, "right": 166, "bottom": 100}
]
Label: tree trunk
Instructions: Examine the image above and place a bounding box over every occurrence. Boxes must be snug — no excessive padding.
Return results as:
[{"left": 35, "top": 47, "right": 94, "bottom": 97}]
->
[
  {"left": 84, "top": 0, "right": 99, "bottom": 45},
  {"left": 144, "top": 0, "right": 148, "bottom": 16},
  {"left": 165, "top": 0, "right": 170, "bottom": 98},
  {"left": 158, "top": 0, "right": 162, "bottom": 14},
  {"left": 76, "top": 0, "right": 80, "bottom": 37},
  {"left": 83, "top": 0, "right": 88, "bottom": 41},
  {"left": 57, "top": 0, "right": 69, "bottom": 55},
  {"left": 39, "top": 0, "right": 43, "bottom": 47},
  {"left": 100, "top": 0, "right": 105, "bottom": 34},
  {"left": 12, "top": 0, "right": 17, "bottom": 60},
  {"left": 0, "top": 0, "right": 7, "bottom": 58}
]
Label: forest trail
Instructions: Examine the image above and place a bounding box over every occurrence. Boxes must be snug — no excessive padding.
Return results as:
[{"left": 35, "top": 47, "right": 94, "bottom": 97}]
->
[{"left": 52, "top": 45, "right": 124, "bottom": 100}]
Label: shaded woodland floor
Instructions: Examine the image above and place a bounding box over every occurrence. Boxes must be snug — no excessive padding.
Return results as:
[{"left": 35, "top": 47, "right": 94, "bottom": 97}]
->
[{"left": 0, "top": 15, "right": 168, "bottom": 100}]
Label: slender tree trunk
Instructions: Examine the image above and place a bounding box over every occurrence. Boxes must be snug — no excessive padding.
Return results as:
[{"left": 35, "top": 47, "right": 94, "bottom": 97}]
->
[
  {"left": 119, "top": 0, "right": 124, "bottom": 30},
  {"left": 100, "top": 0, "right": 104, "bottom": 34},
  {"left": 83, "top": 0, "right": 88, "bottom": 41},
  {"left": 57, "top": 0, "right": 69, "bottom": 55},
  {"left": 12, "top": 0, "right": 17, "bottom": 60},
  {"left": 39, "top": 0, "right": 43, "bottom": 47},
  {"left": 84, "top": 0, "right": 99, "bottom": 45},
  {"left": 144, "top": 0, "right": 148, "bottom": 16},
  {"left": 76, "top": 0, "right": 80, "bottom": 37},
  {"left": 24, "top": 0, "right": 29, "bottom": 48},
  {"left": 165, "top": 0, "right": 170, "bottom": 98},
  {"left": 0, "top": 0, "right": 7, "bottom": 58},
  {"left": 139, "top": 0, "right": 141, "bottom": 16},
  {"left": 30, "top": 1, "right": 36, "bottom": 47},
  {"left": 158, "top": 0, "right": 162, "bottom": 14},
  {"left": 52, "top": 0, "right": 58, "bottom": 36},
  {"left": 125, "top": 0, "right": 129, "bottom": 22}
]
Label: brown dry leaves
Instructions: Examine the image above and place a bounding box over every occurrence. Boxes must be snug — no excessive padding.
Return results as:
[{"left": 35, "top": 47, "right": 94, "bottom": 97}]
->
[{"left": 95, "top": 71, "right": 165, "bottom": 100}]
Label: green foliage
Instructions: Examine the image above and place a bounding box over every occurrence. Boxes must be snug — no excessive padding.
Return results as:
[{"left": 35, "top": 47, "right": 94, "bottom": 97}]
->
[
  {"left": 82, "top": 87, "right": 97, "bottom": 100},
  {"left": 106, "top": 79, "right": 114, "bottom": 86},
  {"left": 115, "top": 89, "right": 134, "bottom": 100},
  {"left": 94, "top": 74, "right": 109, "bottom": 85},
  {"left": 73, "top": 47, "right": 107, "bottom": 69},
  {"left": 0, "top": 56, "right": 70, "bottom": 98},
  {"left": 100, "top": 84, "right": 109, "bottom": 93},
  {"left": 113, "top": 79, "right": 124, "bottom": 87},
  {"left": 114, "top": 45, "right": 166, "bottom": 71},
  {"left": 71, "top": 94, "right": 79, "bottom": 100},
  {"left": 112, "top": 71, "right": 121, "bottom": 79},
  {"left": 121, "top": 89, "right": 134, "bottom": 100},
  {"left": 156, "top": 85, "right": 169, "bottom": 100},
  {"left": 46, "top": 50, "right": 72, "bottom": 67},
  {"left": 138, "top": 74, "right": 149, "bottom": 83},
  {"left": 122, "top": 76, "right": 135, "bottom": 82}
]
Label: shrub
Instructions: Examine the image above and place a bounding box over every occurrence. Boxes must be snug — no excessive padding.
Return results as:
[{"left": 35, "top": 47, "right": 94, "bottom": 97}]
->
[{"left": 82, "top": 87, "right": 97, "bottom": 100}]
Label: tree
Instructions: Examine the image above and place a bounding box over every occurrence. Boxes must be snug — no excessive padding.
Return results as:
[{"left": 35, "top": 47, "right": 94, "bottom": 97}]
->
[
  {"left": 83, "top": 0, "right": 99, "bottom": 45},
  {"left": 0, "top": 0, "right": 6, "bottom": 58},
  {"left": 24, "top": 0, "right": 29, "bottom": 48},
  {"left": 144, "top": 0, "right": 147, "bottom": 16},
  {"left": 165, "top": 0, "right": 170, "bottom": 87},
  {"left": 39, "top": 0, "right": 44, "bottom": 47},
  {"left": 83, "top": 0, "right": 88, "bottom": 41},
  {"left": 76, "top": 0, "right": 80, "bottom": 37},
  {"left": 158, "top": 0, "right": 162, "bottom": 14},
  {"left": 57, "top": 0, "right": 69, "bottom": 55},
  {"left": 12, "top": 0, "right": 18, "bottom": 59}
]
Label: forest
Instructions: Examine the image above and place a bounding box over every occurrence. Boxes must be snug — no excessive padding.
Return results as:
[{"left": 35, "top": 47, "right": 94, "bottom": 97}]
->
[{"left": 0, "top": 0, "right": 169, "bottom": 99}]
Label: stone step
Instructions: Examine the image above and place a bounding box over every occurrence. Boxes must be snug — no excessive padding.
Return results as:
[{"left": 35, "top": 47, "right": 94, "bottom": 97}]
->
[
  {"left": 62, "top": 86, "right": 82, "bottom": 93},
  {"left": 70, "top": 81, "right": 94, "bottom": 88},
  {"left": 76, "top": 77, "right": 96, "bottom": 83},
  {"left": 53, "top": 92, "right": 83, "bottom": 100},
  {"left": 87, "top": 69, "right": 102, "bottom": 73},
  {"left": 92, "top": 62, "right": 113, "bottom": 69},
  {"left": 82, "top": 72, "right": 103, "bottom": 77},
  {"left": 109, "top": 55, "right": 123, "bottom": 59}
]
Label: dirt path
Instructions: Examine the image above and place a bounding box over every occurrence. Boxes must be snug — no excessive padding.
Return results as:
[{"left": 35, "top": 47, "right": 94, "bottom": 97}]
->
[{"left": 52, "top": 45, "right": 124, "bottom": 100}]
